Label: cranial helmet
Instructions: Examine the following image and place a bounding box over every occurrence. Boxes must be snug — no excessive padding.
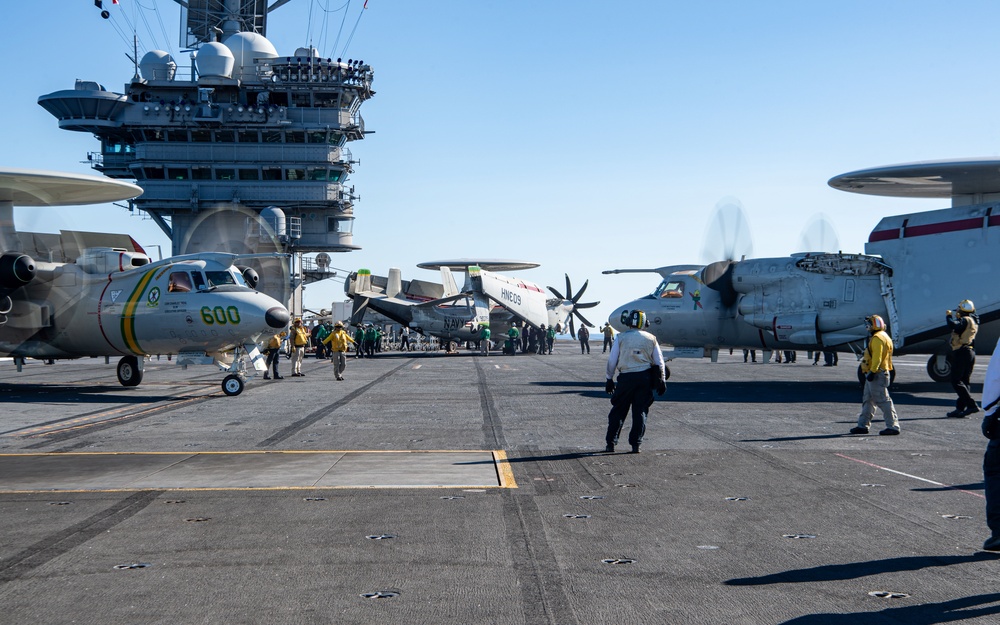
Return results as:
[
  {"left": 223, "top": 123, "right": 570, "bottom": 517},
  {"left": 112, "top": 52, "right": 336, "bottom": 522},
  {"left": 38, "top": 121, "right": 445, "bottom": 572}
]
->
[
  {"left": 866, "top": 314, "right": 886, "bottom": 333},
  {"left": 623, "top": 309, "right": 647, "bottom": 329},
  {"left": 958, "top": 299, "right": 976, "bottom": 314}
]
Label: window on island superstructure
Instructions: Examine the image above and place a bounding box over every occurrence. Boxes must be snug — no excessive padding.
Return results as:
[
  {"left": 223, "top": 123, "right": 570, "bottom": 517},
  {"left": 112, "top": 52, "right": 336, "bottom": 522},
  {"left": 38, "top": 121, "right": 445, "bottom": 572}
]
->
[
  {"left": 216, "top": 130, "right": 235, "bottom": 142},
  {"left": 216, "top": 169, "right": 235, "bottom": 181},
  {"left": 143, "top": 166, "right": 164, "bottom": 180},
  {"left": 263, "top": 130, "right": 282, "bottom": 143},
  {"left": 191, "top": 166, "right": 211, "bottom": 180},
  {"left": 285, "top": 130, "right": 305, "bottom": 143},
  {"left": 238, "top": 130, "right": 259, "bottom": 143},
  {"left": 190, "top": 129, "right": 212, "bottom": 142},
  {"left": 307, "top": 131, "right": 327, "bottom": 143},
  {"left": 168, "top": 168, "right": 189, "bottom": 180},
  {"left": 286, "top": 168, "right": 306, "bottom": 181},
  {"left": 262, "top": 167, "right": 282, "bottom": 181},
  {"left": 238, "top": 169, "right": 259, "bottom": 181}
]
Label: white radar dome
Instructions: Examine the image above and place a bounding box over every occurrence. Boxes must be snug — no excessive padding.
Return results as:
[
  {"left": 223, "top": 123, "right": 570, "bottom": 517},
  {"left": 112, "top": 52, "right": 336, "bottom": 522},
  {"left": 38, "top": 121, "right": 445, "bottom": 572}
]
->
[
  {"left": 139, "top": 50, "right": 176, "bottom": 81},
  {"left": 224, "top": 32, "right": 278, "bottom": 82},
  {"left": 195, "top": 42, "right": 235, "bottom": 78},
  {"left": 293, "top": 46, "right": 321, "bottom": 59}
]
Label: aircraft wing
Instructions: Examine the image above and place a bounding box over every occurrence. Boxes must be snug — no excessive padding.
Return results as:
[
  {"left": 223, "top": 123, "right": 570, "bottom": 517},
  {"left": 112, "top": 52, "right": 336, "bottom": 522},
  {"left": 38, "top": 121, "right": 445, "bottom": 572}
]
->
[{"left": 603, "top": 265, "right": 703, "bottom": 279}]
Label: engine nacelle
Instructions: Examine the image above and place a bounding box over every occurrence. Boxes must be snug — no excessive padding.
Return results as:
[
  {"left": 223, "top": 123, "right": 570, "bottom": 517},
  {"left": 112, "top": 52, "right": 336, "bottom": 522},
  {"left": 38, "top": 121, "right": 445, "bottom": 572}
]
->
[
  {"left": 237, "top": 265, "right": 260, "bottom": 289},
  {"left": 771, "top": 313, "right": 818, "bottom": 345},
  {"left": 0, "top": 252, "right": 35, "bottom": 294}
]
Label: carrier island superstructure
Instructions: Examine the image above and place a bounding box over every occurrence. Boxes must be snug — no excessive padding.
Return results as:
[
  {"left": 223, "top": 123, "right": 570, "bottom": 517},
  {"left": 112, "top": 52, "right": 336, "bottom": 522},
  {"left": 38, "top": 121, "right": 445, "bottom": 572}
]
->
[{"left": 37, "top": 0, "right": 374, "bottom": 311}]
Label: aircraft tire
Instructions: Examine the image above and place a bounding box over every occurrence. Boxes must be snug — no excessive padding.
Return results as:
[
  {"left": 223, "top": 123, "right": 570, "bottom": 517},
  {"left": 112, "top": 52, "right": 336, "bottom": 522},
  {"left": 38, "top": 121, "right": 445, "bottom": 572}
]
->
[
  {"left": 926, "top": 354, "right": 952, "bottom": 383},
  {"left": 117, "top": 356, "right": 143, "bottom": 387},
  {"left": 222, "top": 374, "right": 245, "bottom": 396}
]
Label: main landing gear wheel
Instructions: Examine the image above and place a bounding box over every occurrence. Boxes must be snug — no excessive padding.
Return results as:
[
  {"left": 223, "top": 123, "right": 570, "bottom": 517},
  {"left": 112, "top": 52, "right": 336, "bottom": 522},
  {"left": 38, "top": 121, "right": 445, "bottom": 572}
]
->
[
  {"left": 117, "top": 356, "right": 143, "bottom": 387},
  {"left": 222, "top": 374, "right": 245, "bottom": 396},
  {"left": 927, "top": 354, "right": 952, "bottom": 383}
]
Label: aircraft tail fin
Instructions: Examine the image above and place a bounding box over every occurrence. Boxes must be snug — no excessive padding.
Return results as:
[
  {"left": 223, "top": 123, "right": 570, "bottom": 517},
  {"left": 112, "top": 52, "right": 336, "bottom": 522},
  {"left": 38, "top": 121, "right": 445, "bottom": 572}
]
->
[
  {"left": 350, "top": 268, "right": 373, "bottom": 296},
  {"left": 350, "top": 295, "right": 370, "bottom": 326},
  {"left": 441, "top": 267, "right": 459, "bottom": 297},
  {"left": 386, "top": 268, "right": 402, "bottom": 299}
]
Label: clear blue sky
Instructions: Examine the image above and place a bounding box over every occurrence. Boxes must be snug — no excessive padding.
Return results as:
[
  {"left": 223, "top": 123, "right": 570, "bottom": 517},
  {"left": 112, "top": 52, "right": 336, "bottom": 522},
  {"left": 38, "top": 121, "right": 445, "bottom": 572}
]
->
[{"left": 4, "top": 1, "right": 998, "bottom": 328}]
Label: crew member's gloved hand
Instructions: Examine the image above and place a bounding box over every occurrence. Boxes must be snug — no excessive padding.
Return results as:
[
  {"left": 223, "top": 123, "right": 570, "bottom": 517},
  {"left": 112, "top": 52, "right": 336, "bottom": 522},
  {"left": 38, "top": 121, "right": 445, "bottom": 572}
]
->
[
  {"left": 605, "top": 379, "right": 615, "bottom": 395},
  {"left": 983, "top": 413, "right": 1000, "bottom": 440},
  {"left": 656, "top": 379, "right": 667, "bottom": 396},
  {"left": 865, "top": 372, "right": 876, "bottom": 382}
]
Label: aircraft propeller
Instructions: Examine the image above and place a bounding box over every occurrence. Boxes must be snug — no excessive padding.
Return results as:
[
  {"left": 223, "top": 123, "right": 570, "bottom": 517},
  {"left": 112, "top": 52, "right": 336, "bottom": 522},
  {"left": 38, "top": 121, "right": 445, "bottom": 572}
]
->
[
  {"left": 797, "top": 213, "right": 841, "bottom": 253},
  {"left": 177, "top": 204, "right": 291, "bottom": 305},
  {"left": 700, "top": 197, "right": 754, "bottom": 310},
  {"left": 547, "top": 274, "right": 600, "bottom": 338}
]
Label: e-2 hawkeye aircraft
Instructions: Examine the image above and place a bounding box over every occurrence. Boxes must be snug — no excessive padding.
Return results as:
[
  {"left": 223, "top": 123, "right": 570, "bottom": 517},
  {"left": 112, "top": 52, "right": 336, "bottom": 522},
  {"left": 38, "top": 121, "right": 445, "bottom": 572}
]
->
[
  {"left": 606, "top": 164, "right": 1000, "bottom": 383},
  {"left": 0, "top": 168, "right": 289, "bottom": 395},
  {"left": 345, "top": 260, "right": 598, "bottom": 347}
]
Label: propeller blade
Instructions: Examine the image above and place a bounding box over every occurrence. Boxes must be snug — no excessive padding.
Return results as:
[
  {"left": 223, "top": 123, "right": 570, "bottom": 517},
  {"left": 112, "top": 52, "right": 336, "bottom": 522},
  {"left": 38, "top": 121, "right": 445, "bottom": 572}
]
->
[
  {"left": 547, "top": 286, "right": 566, "bottom": 300},
  {"left": 571, "top": 279, "right": 589, "bottom": 303},
  {"left": 573, "top": 310, "right": 595, "bottom": 328},
  {"left": 569, "top": 315, "right": 576, "bottom": 339},
  {"left": 574, "top": 301, "right": 599, "bottom": 309}
]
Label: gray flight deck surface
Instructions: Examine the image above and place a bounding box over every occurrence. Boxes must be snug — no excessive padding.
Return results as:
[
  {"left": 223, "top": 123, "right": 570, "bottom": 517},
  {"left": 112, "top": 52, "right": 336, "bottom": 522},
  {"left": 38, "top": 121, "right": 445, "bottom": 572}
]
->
[{"left": 1, "top": 344, "right": 999, "bottom": 624}]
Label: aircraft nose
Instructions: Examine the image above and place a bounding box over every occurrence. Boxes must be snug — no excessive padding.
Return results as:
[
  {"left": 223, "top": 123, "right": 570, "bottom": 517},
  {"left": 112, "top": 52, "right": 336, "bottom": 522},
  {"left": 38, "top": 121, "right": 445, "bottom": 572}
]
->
[{"left": 265, "top": 306, "right": 290, "bottom": 329}]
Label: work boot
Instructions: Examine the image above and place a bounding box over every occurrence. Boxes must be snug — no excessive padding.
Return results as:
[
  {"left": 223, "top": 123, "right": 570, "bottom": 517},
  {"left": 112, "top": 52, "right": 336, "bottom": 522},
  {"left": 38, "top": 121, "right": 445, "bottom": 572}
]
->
[
  {"left": 604, "top": 444, "right": 614, "bottom": 453},
  {"left": 263, "top": 373, "right": 270, "bottom": 380},
  {"left": 983, "top": 535, "right": 1000, "bottom": 552},
  {"left": 966, "top": 405, "right": 981, "bottom": 416},
  {"left": 947, "top": 409, "right": 968, "bottom": 418},
  {"left": 879, "top": 428, "right": 900, "bottom": 436},
  {"left": 631, "top": 445, "right": 641, "bottom": 454},
  {"left": 850, "top": 426, "right": 869, "bottom": 434}
]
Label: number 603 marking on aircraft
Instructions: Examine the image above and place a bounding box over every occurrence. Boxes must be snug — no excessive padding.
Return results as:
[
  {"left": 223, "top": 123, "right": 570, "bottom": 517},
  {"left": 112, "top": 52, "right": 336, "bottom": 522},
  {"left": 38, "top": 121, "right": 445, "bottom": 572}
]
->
[{"left": 200, "top": 306, "right": 241, "bottom": 325}]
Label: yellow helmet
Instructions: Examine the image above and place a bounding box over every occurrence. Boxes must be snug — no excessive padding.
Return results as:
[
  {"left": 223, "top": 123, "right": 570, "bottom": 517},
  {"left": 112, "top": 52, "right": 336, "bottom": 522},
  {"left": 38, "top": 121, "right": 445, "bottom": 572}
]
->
[
  {"left": 958, "top": 299, "right": 976, "bottom": 314},
  {"left": 866, "top": 314, "right": 886, "bottom": 333}
]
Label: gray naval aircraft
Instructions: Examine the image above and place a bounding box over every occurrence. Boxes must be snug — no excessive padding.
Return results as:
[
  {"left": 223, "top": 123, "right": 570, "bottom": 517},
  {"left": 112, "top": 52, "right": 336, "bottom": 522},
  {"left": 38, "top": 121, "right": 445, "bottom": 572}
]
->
[
  {"left": 606, "top": 159, "right": 1000, "bottom": 383},
  {"left": 345, "top": 260, "right": 598, "bottom": 348},
  {"left": 0, "top": 168, "right": 289, "bottom": 395}
]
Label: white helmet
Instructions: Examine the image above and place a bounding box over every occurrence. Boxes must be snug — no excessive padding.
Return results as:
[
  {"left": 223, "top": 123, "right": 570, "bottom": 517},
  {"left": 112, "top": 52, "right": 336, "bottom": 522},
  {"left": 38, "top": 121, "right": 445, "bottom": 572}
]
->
[{"left": 958, "top": 299, "right": 976, "bottom": 314}]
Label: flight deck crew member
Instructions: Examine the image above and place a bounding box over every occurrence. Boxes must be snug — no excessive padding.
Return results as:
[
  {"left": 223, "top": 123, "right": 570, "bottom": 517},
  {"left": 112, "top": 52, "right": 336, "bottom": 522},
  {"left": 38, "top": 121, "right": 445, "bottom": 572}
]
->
[
  {"left": 314, "top": 322, "right": 331, "bottom": 359},
  {"left": 602, "top": 323, "right": 616, "bottom": 353},
  {"left": 480, "top": 324, "right": 491, "bottom": 356},
  {"left": 400, "top": 326, "right": 411, "bottom": 351},
  {"left": 578, "top": 324, "right": 591, "bottom": 354},
  {"left": 321, "top": 321, "right": 355, "bottom": 381},
  {"left": 290, "top": 318, "right": 310, "bottom": 376},
  {"left": 354, "top": 324, "right": 366, "bottom": 358},
  {"left": 979, "top": 344, "right": 1000, "bottom": 550},
  {"left": 507, "top": 323, "right": 521, "bottom": 354},
  {"left": 947, "top": 300, "right": 980, "bottom": 418},
  {"left": 604, "top": 310, "right": 666, "bottom": 454},
  {"left": 850, "top": 314, "right": 899, "bottom": 435},
  {"left": 264, "top": 331, "right": 287, "bottom": 380}
]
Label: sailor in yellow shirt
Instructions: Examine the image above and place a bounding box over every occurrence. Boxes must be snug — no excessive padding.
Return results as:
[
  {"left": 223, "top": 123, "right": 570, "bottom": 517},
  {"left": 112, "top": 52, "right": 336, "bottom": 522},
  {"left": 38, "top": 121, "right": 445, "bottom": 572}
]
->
[
  {"left": 850, "top": 314, "right": 900, "bottom": 435},
  {"left": 289, "top": 318, "right": 311, "bottom": 376},
  {"left": 321, "top": 321, "right": 356, "bottom": 381}
]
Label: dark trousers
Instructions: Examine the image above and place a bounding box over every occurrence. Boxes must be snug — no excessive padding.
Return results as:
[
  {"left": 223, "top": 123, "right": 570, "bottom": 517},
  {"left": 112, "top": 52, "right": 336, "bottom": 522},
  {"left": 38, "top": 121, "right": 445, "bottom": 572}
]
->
[
  {"left": 951, "top": 347, "right": 977, "bottom": 411},
  {"left": 606, "top": 370, "right": 654, "bottom": 448},
  {"left": 265, "top": 349, "right": 281, "bottom": 377},
  {"left": 580, "top": 338, "right": 590, "bottom": 354},
  {"left": 986, "top": 441, "right": 1000, "bottom": 537},
  {"left": 603, "top": 336, "right": 613, "bottom": 353}
]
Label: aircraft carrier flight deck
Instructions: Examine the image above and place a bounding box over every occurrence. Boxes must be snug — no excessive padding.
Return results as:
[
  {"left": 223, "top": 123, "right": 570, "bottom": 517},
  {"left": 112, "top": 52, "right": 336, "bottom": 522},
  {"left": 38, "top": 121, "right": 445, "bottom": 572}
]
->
[{"left": 1, "top": 345, "right": 998, "bottom": 624}]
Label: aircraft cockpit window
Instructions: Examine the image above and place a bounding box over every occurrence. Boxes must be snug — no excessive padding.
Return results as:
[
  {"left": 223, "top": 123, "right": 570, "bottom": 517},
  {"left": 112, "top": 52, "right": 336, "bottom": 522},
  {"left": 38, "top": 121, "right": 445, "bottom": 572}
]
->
[
  {"left": 231, "top": 270, "right": 247, "bottom": 287},
  {"left": 168, "top": 271, "right": 193, "bottom": 293},
  {"left": 205, "top": 271, "right": 237, "bottom": 288},
  {"left": 654, "top": 280, "right": 685, "bottom": 298},
  {"left": 191, "top": 271, "right": 207, "bottom": 291}
]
